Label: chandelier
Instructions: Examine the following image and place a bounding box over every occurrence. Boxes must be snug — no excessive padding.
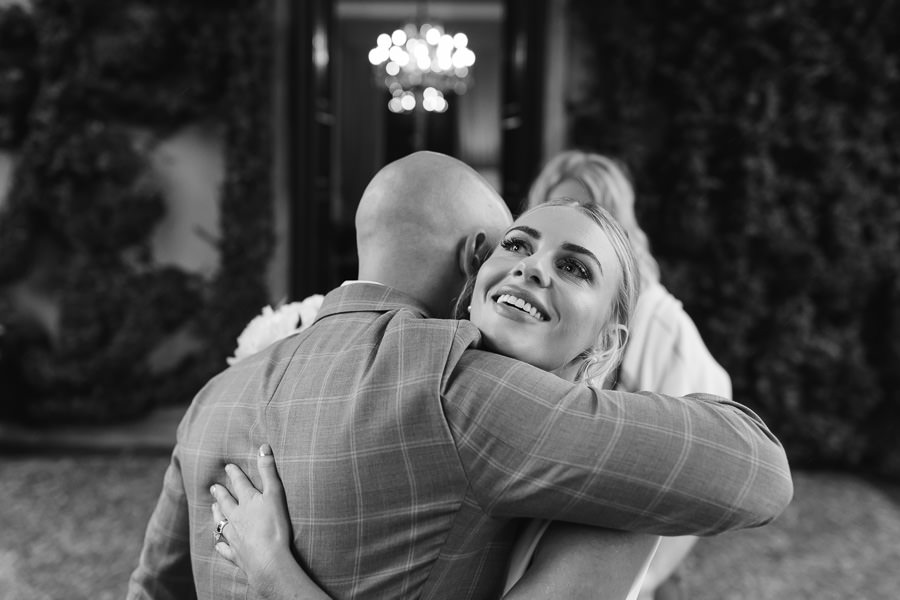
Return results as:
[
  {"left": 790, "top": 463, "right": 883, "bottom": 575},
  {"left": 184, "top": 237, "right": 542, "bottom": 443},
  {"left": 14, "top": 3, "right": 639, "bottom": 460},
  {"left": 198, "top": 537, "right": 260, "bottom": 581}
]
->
[{"left": 368, "top": 22, "right": 476, "bottom": 114}]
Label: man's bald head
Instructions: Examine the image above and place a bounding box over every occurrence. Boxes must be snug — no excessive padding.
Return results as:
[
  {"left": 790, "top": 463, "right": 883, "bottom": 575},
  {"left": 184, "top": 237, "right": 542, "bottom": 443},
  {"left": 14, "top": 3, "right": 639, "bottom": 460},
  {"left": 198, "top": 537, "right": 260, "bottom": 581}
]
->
[{"left": 356, "top": 151, "right": 512, "bottom": 317}]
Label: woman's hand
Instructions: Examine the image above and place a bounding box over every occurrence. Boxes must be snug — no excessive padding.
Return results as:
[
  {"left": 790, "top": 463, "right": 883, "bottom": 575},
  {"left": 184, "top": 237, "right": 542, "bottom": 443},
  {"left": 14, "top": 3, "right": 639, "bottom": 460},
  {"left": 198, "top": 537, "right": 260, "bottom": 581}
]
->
[{"left": 211, "top": 444, "right": 330, "bottom": 599}]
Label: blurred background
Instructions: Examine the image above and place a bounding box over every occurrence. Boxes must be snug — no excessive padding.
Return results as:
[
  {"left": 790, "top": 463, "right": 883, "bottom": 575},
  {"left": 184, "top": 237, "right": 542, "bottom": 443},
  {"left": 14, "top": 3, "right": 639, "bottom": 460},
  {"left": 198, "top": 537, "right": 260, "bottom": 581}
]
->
[{"left": 1, "top": 0, "right": 899, "bottom": 598}]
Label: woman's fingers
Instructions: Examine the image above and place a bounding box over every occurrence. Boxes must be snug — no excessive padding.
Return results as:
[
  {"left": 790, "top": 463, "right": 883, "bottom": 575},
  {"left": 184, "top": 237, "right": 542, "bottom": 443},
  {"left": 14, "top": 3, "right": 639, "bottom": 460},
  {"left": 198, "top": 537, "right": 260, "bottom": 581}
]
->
[
  {"left": 212, "top": 501, "right": 226, "bottom": 525},
  {"left": 225, "top": 462, "right": 260, "bottom": 502},
  {"left": 210, "top": 482, "right": 238, "bottom": 515},
  {"left": 257, "top": 443, "right": 285, "bottom": 496},
  {"left": 215, "top": 540, "right": 238, "bottom": 563},
  {"left": 211, "top": 502, "right": 238, "bottom": 563}
]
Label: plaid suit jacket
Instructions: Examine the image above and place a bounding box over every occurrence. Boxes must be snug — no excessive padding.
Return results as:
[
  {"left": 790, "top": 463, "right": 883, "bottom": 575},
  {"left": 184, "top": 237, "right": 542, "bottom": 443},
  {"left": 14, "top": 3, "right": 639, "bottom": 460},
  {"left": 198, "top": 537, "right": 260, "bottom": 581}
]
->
[{"left": 129, "top": 283, "right": 792, "bottom": 600}]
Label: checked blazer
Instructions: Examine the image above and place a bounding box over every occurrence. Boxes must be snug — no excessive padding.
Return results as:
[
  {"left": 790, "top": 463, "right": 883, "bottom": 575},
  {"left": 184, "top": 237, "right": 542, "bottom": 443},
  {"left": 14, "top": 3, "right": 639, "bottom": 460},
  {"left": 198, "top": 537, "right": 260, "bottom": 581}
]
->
[{"left": 129, "top": 283, "right": 792, "bottom": 600}]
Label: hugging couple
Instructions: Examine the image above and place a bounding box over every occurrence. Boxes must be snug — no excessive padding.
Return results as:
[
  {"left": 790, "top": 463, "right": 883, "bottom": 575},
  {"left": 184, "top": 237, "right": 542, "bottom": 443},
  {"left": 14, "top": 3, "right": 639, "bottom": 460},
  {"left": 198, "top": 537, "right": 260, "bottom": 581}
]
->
[{"left": 129, "top": 151, "right": 793, "bottom": 599}]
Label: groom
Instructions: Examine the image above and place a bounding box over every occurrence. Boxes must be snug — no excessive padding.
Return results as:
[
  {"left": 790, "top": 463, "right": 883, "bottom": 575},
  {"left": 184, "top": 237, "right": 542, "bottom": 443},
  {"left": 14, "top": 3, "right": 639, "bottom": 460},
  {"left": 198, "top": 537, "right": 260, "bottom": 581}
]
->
[{"left": 129, "top": 151, "right": 792, "bottom": 599}]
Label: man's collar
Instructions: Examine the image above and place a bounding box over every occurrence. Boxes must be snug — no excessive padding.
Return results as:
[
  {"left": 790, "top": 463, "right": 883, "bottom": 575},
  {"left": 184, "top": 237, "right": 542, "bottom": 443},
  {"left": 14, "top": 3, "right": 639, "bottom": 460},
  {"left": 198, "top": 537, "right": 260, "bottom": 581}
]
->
[{"left": 316, "top": 282, "right": 430, "bottom": 321}]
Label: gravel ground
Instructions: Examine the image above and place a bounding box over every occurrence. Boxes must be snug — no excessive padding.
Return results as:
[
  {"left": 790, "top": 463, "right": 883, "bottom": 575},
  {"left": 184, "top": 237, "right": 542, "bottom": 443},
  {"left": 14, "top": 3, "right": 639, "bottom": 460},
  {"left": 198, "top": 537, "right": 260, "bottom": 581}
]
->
[
  {"left": 1, "top": 454, "right": 898, "bottom": 599},
  {"left": 684, "top": 471, "right": 900, "bottom": 599}
]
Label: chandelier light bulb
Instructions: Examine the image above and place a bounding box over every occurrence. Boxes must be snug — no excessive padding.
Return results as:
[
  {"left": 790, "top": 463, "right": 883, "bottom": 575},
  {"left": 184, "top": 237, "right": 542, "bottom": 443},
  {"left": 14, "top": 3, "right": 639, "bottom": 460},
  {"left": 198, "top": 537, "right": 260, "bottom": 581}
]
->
[
  {"left": 391, "top": 29, "right": 407, "bottom": 46},
  {"left": 425, "top": 27, "right": 441, "bottom": 45},
  {"left": 400, "top": 93, "right": 416, "bottom": 111},
  {"left": 388, "top": 45, "right": 406, "bottom": 64},
  {"left": 369, "top": 18, "right": 475, "bottom": 113}
]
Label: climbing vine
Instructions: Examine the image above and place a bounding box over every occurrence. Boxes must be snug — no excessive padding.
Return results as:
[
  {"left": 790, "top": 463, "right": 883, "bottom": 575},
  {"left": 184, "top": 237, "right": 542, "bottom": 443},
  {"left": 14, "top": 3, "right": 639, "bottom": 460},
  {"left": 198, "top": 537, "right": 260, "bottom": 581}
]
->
[{"left": 0, "top": 0, "right": 273, "bottom": 422}]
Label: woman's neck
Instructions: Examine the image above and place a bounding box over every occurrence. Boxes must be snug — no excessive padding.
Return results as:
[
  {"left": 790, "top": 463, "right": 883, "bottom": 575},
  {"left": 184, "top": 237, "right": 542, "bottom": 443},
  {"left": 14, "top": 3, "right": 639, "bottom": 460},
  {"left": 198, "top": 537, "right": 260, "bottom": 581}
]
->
[{"left": 551, "top": 361, "right": 581, "bottom": 383}]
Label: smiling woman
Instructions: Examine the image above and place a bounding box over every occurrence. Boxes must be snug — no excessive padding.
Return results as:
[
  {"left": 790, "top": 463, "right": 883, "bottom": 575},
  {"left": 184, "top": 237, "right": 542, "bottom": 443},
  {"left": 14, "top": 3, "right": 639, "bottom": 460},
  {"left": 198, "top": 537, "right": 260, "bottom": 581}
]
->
[
  {"left": 469, "top": 198, "right": 639, "bottom": 386},
  {"left": 465, "top": 197, "right": 654, "bottom": 598}
]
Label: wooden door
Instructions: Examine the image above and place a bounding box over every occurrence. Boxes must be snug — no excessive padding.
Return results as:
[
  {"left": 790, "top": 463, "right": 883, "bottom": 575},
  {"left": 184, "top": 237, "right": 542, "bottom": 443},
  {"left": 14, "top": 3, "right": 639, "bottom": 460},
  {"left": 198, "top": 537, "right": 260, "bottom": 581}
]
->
[
  {"left": 501, "top": 0, "right": 546, "bottom": 213},
  {"left": 286, "top": 0, "right": 336, "bottom": 298}
]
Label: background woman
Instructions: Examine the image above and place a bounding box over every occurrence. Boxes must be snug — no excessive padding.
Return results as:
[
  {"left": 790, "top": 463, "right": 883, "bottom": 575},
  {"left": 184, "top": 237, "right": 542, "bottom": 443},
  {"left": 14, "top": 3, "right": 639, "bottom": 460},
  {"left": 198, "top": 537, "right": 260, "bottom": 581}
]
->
[{"left": 527, "top": 151, "right": 733, "bottom": 600}]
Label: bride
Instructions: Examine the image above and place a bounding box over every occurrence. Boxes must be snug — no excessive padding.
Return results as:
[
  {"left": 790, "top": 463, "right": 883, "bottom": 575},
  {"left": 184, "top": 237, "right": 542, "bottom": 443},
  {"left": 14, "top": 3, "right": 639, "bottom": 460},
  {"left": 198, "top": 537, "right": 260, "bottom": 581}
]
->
[{"left": 210, "top": 198, "right": 660, "bottom": 599}]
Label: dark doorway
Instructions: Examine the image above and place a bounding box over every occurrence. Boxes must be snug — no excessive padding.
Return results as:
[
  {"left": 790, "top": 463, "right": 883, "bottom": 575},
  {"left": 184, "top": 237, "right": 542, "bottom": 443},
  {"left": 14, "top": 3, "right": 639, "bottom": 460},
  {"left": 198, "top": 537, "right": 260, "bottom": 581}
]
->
[
  {"left": 284, "top": 0, "right": 335, "bottom": 298},
  {"left": 383, "top": 93, "right": 459, "bottom": 161},
  {"left": 285, "top": 1, "right": 545, "bottom": 297}
]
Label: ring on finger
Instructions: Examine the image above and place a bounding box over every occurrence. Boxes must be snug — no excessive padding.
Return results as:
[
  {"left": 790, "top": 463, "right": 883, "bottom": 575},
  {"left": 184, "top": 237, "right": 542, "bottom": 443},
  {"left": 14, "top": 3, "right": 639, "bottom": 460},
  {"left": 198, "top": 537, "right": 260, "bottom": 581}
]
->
[{"left": 213, "top": 517, "right": 229, "bottom": 544}]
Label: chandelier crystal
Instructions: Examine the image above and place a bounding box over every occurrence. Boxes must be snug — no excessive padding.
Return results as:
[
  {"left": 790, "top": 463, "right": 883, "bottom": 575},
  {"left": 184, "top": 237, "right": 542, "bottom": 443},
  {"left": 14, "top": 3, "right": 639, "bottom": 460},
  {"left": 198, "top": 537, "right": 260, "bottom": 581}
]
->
[{"left": 368, "top": 23, "right": 476, "bottom": 114}]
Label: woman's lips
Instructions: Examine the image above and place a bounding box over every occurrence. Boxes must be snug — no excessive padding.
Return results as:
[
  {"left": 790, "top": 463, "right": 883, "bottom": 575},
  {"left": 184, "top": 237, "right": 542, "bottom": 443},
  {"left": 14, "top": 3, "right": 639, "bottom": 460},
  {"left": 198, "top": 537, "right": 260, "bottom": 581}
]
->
[{"left": 492, "top": 291, "right": 548, "bottom": 321}]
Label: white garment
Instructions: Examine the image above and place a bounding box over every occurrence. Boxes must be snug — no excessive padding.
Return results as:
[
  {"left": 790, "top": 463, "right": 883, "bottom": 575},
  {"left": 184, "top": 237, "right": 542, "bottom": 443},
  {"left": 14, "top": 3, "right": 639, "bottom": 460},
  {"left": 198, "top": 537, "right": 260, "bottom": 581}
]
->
[
  {"left": 503, "top": 280, "right": 731, "bottom": 598},
  {"left": 616, "top": 280, "right": 732, "bottom": 399}
]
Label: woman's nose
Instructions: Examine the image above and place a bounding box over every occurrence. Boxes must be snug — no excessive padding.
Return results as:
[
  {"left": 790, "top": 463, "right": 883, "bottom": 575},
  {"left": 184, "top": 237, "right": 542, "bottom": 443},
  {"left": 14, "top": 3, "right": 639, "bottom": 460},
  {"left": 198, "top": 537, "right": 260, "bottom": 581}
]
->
[{"left": 512, "top": 256, "right": 550, "bottom": 287}]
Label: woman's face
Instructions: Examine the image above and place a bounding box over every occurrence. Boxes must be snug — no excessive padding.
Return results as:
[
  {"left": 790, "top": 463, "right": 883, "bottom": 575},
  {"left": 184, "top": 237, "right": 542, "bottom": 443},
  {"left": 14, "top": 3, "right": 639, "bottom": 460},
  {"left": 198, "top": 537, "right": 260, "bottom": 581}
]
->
[
  {"left": 470, "top": 204, "right": 622, "bottom": 376},
  {"left": 549, "top": 178, "right": 590, "bottom": 204}
]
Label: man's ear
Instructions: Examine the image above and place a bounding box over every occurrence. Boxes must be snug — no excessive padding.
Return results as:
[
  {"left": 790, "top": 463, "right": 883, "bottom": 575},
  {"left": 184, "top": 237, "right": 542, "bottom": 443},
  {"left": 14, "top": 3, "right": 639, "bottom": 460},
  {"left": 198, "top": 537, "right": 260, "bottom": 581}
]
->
[{"left": 459, "top": 231, "right": 488, "bottom": 277}]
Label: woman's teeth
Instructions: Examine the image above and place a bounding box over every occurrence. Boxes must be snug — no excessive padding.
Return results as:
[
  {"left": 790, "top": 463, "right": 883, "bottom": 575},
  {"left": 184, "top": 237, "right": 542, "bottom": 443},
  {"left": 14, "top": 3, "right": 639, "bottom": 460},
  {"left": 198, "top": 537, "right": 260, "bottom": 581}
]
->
[{"left": 496, "top": 294, "right": 546, "bottom": 321}]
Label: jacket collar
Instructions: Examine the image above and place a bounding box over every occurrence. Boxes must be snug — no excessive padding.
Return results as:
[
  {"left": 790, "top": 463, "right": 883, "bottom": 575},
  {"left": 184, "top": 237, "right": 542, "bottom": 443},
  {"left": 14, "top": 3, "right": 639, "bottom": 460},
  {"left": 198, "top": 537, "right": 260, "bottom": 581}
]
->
[{"left": 313, "top": 282, "right": 431, "bottom": 323}]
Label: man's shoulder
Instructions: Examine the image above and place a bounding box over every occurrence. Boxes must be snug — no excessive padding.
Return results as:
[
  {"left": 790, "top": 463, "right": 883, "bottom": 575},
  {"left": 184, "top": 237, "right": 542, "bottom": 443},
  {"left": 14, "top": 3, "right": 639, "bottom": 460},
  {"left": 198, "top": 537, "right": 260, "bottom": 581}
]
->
[
  {"left": 375, "top": 312, "right": 485, "bottom": 371},
  {"left": 391, "top": 311, "right": 482, "bottom": 338}
]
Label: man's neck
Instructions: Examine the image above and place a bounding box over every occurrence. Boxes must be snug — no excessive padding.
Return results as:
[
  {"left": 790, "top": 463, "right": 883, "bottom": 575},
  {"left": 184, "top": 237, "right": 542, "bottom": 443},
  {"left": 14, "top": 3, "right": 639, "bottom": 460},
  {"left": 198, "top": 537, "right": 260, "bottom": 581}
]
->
[{"left": 341, "top": 280, "right": 383, "bottom": 287}]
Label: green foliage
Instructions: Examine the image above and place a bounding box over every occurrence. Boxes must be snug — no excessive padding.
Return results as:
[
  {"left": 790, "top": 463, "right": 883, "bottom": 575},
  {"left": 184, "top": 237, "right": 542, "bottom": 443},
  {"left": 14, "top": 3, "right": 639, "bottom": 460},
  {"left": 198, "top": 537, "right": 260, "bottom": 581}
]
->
[
  {"left": 0, "top": 0, "right": 272, "bottom": 423},
  {"left": 0, "top": 4, "right": 38, "bottom": 148},
  {"left": 570, "top": 0, "right": 900, "bottom": 476}
]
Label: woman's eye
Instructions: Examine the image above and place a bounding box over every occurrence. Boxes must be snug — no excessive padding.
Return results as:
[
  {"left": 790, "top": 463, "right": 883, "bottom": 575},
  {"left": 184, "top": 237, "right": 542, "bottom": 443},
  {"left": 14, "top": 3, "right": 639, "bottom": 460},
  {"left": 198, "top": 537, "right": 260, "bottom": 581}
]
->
[
  {"left": 559, "top": 259, "right": 591, "bottom": 280},
  {"left": 499, "top": 237, "right": 529, "bottom": 254}
]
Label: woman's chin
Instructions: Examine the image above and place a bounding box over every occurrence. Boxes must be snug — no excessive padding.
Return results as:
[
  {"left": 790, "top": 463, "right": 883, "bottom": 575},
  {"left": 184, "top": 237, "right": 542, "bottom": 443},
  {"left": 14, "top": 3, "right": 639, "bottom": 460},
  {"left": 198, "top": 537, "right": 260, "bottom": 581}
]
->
[{"left": 481, "top": 335, "right": 561, "bottom": 374}]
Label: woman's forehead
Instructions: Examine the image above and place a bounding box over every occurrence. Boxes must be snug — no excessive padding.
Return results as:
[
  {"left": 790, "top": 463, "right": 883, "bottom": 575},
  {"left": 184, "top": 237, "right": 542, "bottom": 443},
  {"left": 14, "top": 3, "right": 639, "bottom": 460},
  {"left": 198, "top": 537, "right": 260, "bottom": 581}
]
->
[{"left": 513, "top": 204, "right": 613, "bottom": 254}]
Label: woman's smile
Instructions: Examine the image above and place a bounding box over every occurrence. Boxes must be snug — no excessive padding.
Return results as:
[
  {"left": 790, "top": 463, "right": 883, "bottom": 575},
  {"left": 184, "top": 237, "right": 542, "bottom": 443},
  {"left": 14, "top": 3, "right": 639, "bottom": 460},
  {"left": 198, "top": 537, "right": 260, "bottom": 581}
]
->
[
  {"left": 470, "top": 204, "right": 622, "bottom": 373},
  {"left": 491, "top": 289, "right": 549, "bottom": 322}
]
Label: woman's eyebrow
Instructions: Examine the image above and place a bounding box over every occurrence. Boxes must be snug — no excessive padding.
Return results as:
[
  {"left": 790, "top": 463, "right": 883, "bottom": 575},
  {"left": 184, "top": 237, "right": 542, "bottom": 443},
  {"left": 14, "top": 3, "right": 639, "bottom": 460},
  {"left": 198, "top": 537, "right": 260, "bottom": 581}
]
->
[
  {"left": 561, "top": 242, "right": 604, "bottom": 275},
  {"left": 507, "top": 225, "right": 540, "bottom": 238}
]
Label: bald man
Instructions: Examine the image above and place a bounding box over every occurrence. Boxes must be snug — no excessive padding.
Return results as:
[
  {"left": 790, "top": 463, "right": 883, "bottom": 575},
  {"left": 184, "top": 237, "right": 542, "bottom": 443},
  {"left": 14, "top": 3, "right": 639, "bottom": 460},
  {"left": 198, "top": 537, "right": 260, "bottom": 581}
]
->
[{"left": 130, "top": 152, "right": 792, "bottom": 600}]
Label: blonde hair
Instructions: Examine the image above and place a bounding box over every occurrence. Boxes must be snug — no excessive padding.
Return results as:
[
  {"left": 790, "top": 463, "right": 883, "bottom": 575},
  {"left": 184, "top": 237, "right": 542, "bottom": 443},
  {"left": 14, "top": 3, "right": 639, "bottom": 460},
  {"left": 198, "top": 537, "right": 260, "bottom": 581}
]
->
[
  {"left": 455, "top": 198, "right": 640, "bottom": 388},
  {"left": 526, "top": 151, "right": 660, "bottom": 286}
]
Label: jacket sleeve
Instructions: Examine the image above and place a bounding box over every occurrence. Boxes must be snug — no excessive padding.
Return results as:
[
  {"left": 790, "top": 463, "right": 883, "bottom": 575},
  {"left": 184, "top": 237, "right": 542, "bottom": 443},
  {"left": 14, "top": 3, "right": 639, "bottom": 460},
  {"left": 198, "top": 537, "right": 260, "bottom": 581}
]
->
[
  {"left": 441, "top": 347, "right": 792, "bottom": 537},
  {"left": 126, "top": 446, "right": 197, "bottom": 600}
]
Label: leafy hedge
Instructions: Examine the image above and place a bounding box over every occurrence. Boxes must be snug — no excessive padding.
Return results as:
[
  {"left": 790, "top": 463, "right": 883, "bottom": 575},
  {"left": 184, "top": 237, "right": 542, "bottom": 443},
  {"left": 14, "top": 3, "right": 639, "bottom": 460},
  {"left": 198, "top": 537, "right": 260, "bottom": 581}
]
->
[
  {"left": 0, "top": 0, "right": 273, "bottom": 423},
  {"left": 569, "top": 0, "right": 900, "bottom": 477}
]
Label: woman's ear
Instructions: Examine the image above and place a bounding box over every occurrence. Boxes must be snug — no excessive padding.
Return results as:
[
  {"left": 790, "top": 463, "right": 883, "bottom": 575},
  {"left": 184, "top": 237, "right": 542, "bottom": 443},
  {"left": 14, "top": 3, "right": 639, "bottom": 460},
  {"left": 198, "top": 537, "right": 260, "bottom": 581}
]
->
[
  {"left": 459, "top": 231, "right": 488, "bottom": 277},
  {"left": 598, "top": 323, "right": 629, "bottom": 356},
  {"left": 573, "top": 323, "right": 630, "bottom": 385},
  {"left": 610, "top": 323, "right": 629, "bottom": 349}
]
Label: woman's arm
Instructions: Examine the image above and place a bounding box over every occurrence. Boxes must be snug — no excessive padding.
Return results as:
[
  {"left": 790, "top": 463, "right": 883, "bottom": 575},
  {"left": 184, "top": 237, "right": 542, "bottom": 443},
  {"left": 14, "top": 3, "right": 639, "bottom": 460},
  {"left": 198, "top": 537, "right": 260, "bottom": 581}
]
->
[
  {"left": 503, "top": 522, "right": 659, "bottom": 600},
  {"left": 213, "top": 448, "right": 659, "bottom": 600},
  {"left": 210, "top": 445, "right": 331, "bottom": 600}
]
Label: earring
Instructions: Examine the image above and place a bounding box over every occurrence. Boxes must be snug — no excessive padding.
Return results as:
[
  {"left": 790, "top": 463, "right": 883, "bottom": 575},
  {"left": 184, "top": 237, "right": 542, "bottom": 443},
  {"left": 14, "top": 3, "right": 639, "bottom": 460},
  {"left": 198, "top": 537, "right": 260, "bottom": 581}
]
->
[{"left": 467, "top": 305, "right": 472, "bottom": 313}]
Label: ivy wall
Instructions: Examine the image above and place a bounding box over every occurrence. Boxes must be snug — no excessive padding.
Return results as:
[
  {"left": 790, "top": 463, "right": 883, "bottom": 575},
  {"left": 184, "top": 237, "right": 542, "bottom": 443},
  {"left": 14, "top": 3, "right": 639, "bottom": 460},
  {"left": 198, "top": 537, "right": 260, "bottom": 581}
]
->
[
  {"left": 570, "top": 0, "right": 900, "bottom": 477},
  {"left": 0, "top": 0, "right": 273, "bottom": 423}
]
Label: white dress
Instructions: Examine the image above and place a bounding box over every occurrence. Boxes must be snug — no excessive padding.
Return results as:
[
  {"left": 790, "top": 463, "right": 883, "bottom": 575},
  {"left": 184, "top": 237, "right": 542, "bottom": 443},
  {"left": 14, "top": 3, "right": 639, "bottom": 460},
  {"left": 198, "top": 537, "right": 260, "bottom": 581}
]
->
[
  {"left": 502, "top": 280, "right": 731, "bottom": 598},
  {"left": 503, "top": 520, "right": 660, "bottom": 598}
]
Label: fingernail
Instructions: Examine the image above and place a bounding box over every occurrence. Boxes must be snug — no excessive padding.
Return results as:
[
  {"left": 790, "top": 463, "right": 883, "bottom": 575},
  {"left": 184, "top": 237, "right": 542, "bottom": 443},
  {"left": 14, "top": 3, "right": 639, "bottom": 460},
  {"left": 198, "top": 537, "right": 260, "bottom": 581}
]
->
[{"left": 259, "top": 443, "right": 272, "bottom": 456}]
